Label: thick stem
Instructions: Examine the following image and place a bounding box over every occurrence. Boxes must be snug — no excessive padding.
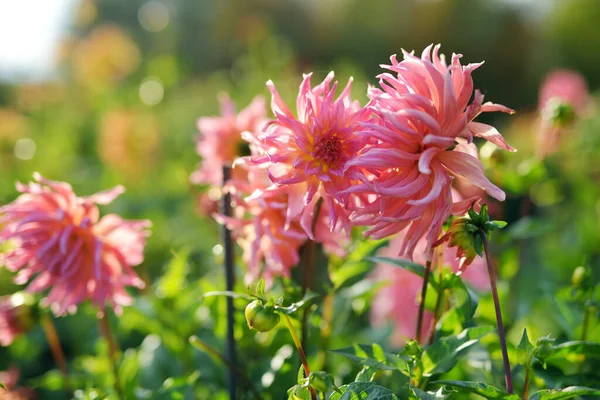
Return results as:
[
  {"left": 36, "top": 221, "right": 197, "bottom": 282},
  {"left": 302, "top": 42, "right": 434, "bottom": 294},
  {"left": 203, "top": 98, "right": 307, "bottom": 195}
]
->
[
  {"left": 283, "top": 314, "right": 316, "bottom": 400},
  {"left": 416, "top": 260, "right": 432, "bottom": 343},
  {"left": 522, "top": 367, "right": 530, "bottom": 400},
  {"left": 40, "top": 314, "right": 71, "bottom": 392},
  {"left": 98, "top": 309, "right": 124, "bottom": 400},
  {"left": 480, "top": 232, "right": 513, "bottom": 394},
  {"left": 301, "top": 198, "right": 323, "bottom": 351},
  {"left": 221, "top": 165, "right": 237, "bottom": 400},
  {"left": 189, "top": 337, "right": 262, "bottom": 400}
]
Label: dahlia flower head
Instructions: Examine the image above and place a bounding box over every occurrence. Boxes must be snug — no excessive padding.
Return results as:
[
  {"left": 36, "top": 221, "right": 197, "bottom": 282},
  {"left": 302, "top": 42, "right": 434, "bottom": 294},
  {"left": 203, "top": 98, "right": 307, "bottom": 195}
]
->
[
  {"left": 347, "top": 44, "right": 515, "bottom": 260},
  {"left": 371, "top": 233, "right": 489, "bottom": 346},
  {"left": 0, "top": 174, "right": 151, "bottom": 316},
  {"left": 216, "top": 160, "right": 346, "bottom": 285},
  {"left": 249, "top": 72, "right": 373, "bottom": 239},
  {"left": 190, "top": 93, "right": 267, "bottom": 188}
]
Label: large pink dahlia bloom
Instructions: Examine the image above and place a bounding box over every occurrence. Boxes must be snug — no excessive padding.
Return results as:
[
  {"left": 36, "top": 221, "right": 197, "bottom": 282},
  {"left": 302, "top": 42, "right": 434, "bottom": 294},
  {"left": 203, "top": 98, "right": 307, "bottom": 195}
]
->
[
  {"left": 348, "top": 45, "right": 514, "bottom": 259},
  {"left": 371, "top": 233, "right": 488, "bottom": 346},
  {"left": 251, "top": 72, "right": 372, "bottom": 238},
  {"left": 190, "top": 93, "right": 266, "bottom": 187},
  {"left": 217, "top": 162, "right": 346, "bottom": 285},
  {"left": 0, "top": 174, "right": 151, "bottom": 315}
]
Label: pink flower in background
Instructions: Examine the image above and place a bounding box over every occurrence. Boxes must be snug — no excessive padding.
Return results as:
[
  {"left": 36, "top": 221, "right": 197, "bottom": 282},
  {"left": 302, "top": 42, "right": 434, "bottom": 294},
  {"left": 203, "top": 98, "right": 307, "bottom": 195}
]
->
[
  {"left": 0, "top": 174, "right": 151, "bottom": 315},
  {"left": 190, "top": 93, "right": 266, "bottom": 188},
  {"left": 348, "top": 45, "right": 514, "bottom": 259},
  {"left": 371, "top": 233, "right": 488, "bottom": 346},
  {"left": 216, "top": 163, "right": 347, "bottom": 285},
  {"left": 0, "top": 294, "right": 34, "bottom": 346},
  {"left": 250, "top": 72, "right": 372, "bottom": 238},
  {"left": 0, "top": 367, "right": 36, "bottom": 399},
  {"left": 539, "top": 69, "right": 590, "bottom": 116},
  {"left": 537, "top": 69, "right": 590, "bottom": 158}
]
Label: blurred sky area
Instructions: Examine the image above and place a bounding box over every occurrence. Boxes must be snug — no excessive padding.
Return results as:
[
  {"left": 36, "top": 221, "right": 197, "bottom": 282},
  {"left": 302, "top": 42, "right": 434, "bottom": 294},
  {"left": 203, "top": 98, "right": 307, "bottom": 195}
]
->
[{"left": 0, "top": 0, "right": 554, "bottom": 83}]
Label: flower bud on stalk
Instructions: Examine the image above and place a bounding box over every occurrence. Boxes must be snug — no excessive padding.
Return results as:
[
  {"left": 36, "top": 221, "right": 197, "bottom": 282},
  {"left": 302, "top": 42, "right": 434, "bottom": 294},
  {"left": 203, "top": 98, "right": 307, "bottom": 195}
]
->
[{"left": 244, "top": 300, "right": 280, "bottom": 332}]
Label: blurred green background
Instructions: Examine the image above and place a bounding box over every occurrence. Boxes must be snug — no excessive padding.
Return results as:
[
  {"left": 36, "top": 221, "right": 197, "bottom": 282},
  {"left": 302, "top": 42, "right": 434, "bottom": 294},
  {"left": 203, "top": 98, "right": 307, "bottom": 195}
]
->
[{"left": 0, "top": 0, "right": 599, "bottom": 398}]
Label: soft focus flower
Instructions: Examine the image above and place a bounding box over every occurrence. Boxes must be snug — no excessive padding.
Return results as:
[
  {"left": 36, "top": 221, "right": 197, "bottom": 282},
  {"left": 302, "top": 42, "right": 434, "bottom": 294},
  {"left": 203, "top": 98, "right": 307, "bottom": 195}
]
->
[
  {"left": 347, "top": 44, "right": 514, "bottom": 259},
  {"left": 0, "top": 109, "right": 31, "bottom": 169},
  {"left": 0, "top": 293, "right": 35, "bottom": 347},
  {"left": 216, "top": 162, "right": 346, "bottom": 285},
  {"left": 371, "top": 233, "right": 488, "bottom": 346},
  {"left": 0, "top": 367, "right": 36, "bottom": 399},
  {"left": 537, "top": 69, "right": 590, "bottom": 158},
  {"left": 0, "top": 174, "right": 151, "bottom": 315},
  {"left": 190, "top": 94, "right": 266, "bottom": 188},
  {"left": 72, "top": 25, "right": 140, "bottom": 87},
  {"left": 250, "top": 72, "right": 372, "bottom": 238},
  {"left": 98, "top": 109, "right": 161, "bottom": 179}
]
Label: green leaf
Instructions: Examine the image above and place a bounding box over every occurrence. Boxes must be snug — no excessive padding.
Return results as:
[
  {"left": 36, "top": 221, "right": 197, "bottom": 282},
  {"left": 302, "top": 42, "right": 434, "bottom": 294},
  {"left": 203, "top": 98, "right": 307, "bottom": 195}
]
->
[
  {"left": 518, "top": 329, "right": 535, "bottom": 367},
  {"left": 333, "top": 239, "right": 388, "bottom": 290},
  {"left": 421, "top": 326, "right": 494, "bottom": 377},
  {"left": 255, "top": 278, "right": 265, "bottom": 298},
  {"left": 366, "top": 256, "right": 426, "bottom": 278},
  {"left": 156, "top": 249, "right": 190, "bottom": 298},
  {"left": 0, "top": 381, "right": 5, "bottom": 390},
  {"left": 434, "top": 274, "right": 479, "bottom": 336},
  {"left": 433, "top": 381, "right": 519, "bottom": 400},
  {"left": 546, "top": 341, "right": 600, "bottom": 360},
  {"left": 274, "top": 292, "right": 321, "bottom": 315},
  {"left": 330, "top": 343, "right": 405, "bottom": 371},
  {"left": 473, "top": 234, "right": 483, "bottom": 257},
  {"left": 330, "top": 382, "right": 399, "bottom": 400},
  {"left": 411, "top": 387, "right": 449, "bottom": 400},
  {"left": 529, "top": 386, "right": 600, "bottom": 400},
  {"left": 492, "top": 220, "right": 508, "bottom": 229}
]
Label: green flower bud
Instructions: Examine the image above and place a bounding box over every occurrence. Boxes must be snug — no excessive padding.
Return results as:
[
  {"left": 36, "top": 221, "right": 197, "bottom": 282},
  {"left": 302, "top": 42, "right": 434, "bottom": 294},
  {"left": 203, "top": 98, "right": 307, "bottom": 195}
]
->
[
  {"left": 572, "top": 266, "right": 591, "bottom": 289},
  {"left": 534, "top": 335, "right": 556, "bottom": 360},
  {"left": 244, "top": 300, "right": 280, "bottom": 332},
  {"left": 402, "top": 340, "right": 422, "bottom": 357}
]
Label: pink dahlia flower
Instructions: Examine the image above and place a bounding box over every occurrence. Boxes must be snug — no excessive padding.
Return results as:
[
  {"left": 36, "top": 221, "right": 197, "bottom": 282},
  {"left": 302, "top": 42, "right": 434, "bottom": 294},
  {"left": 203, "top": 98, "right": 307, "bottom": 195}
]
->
[
  {"left": 371, "top": 233, "right": 488, "bottom": 346},
  {"left": 250, "top": 72, "right": 372, "bottom": 238},
  {"left": 0, "top": 174, "right": 151, "bottom": 315},
  {"left": 0, "top": 367, "right": 36, "bottom": 399},
  {"left": 537, "top": 69, "right": 590, "bottom": 158},
  {"left": 347, "top": 44, "right": 514, "bottom": 259},
  {"left": 216, "top": 162, "right": 347, "bottom": 285},
  {"left": 190, "top": 93, "right": 266, "bottom": 188}
]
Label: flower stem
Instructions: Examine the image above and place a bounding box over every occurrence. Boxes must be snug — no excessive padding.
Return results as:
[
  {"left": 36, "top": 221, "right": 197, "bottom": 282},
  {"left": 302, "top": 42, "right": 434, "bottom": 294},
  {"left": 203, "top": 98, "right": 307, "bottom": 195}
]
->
[
  {"left": 283, "top": 314, "right": 316, "bottom": 400},
  {"left": 189, "top": 336, "right": 263, "bottom": 400},
  {"left": 301, "top": 198, "right": 324, "bottom": 350},
  {"left": 40, "top": 314, "right": 71, "bottom": 392},
  {"left": 221, "top": 165, "right": 237, "bottom": 400},
  {"left": 522, "top": 366, "right": 530, "bottom": 400},
  {"left": 416, "top": 260, "right": 432, "bottom": 343},
  {"left": 98, "top": 309, "right": 124, "bottom": 400},
  {"left": 480, "top": 231, "right": 513, "bottom": 394},
  {"left": 429, "top": 261, "right": 444, "bottom": 345}
]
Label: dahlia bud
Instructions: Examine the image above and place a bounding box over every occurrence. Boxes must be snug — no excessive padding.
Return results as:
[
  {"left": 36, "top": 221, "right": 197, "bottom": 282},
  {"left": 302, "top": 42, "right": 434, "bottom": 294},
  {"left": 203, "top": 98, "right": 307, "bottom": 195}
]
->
[
  {"left": 435, "top": 204, "right": 507, "bottom": 270},
  {"left": 244, "top": 300, "right": 280, "bottom": 332},
  {"left": 402, "top": 340, "right": 423, "bottom": 357},
  {"left": 534, "top": 335, "right": 556, "bottom": 360},
  {"left": 571, "top": 266, "right": 592, "bottom": 289}
]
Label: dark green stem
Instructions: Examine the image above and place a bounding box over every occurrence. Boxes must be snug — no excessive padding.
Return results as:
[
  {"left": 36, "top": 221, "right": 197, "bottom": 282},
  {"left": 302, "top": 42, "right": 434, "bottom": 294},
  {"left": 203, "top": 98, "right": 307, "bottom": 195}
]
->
[
  {"left": 98, "top": 309, "right": 124, "bottom": 400},
  {"left": 416, "top": 260, "right": 432, "bottom": 343}
]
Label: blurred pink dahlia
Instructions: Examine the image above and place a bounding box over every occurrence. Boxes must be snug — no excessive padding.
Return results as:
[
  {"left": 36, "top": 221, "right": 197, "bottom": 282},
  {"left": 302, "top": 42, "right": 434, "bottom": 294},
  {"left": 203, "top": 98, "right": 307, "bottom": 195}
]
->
[
  {"left": 537, "top": 69, "right": 590, "bottom": 158},
  {"left": 347, "top": 44, "right": 514, "bottom": 259},
  {"left": 0, "top": 294, "right": 34, "bottom": 346},
  {"left": 371, "top": 233, "right": 488, "bottom": 346},
  {"left": 0, "top": 174, "right": 151, "bottom": 315},
  {"left": 217, "top": 162, "right": 346, "bottom": 285},
  {"left": 250, "top": 72, "right": 372, "bottom": 238}
]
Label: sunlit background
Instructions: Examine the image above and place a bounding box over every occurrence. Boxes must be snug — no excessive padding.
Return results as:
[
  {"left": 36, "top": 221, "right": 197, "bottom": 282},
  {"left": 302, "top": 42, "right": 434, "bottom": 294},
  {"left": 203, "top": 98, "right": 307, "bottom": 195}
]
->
[{"left": 0, "top": 0, "right": 599, "bottom": 398}]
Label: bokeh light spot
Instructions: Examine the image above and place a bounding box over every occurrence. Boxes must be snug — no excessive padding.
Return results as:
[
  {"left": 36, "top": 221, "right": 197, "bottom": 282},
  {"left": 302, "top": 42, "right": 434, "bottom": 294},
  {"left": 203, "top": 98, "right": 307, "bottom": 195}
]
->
[
  {"left": 139, "top": 77, "right": 164, "bottom": 106},
  {"left": 14, "top": 138, "right": 36, "bottom": 160},
  {"left": 138, "top": 1, "right": 169, "bottom": 32}
]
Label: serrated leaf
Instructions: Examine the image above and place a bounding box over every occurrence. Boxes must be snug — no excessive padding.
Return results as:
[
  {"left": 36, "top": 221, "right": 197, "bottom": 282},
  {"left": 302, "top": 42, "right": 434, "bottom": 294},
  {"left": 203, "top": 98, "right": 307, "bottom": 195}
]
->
[
  {"left": 518, "top": 329, "right": 535, "bottom": 366},
  {"left": 366, "top": 256, "right": 426, "bottom": 278},
  {"left": 529, "top": 386, "right": 600, "bottom": 400},
  {"left": 330, "top": 382, "right": 399, "bottom": 400},
  {"left": 330, "top": 344, "right": 405, "bottom": 371},
  {"left": 433, "top": 381, "right": 519, "bottom": 400},
  {"left": 421, "top": 326, "right": 493, "bottom": 377}
]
